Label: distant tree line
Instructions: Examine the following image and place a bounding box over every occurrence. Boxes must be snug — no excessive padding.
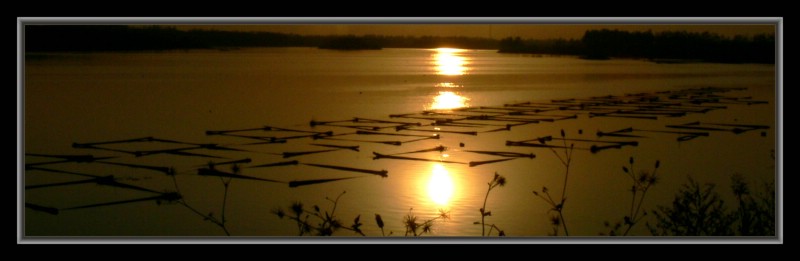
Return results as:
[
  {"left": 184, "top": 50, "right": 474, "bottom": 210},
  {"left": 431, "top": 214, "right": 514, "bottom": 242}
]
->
[
  {"left": 25, "top": 25, "right": 498, "bottom": 52},
  {"left": 497, "top": 37, "right": 584, "bottom": 55},
  {"left": 498, "top": 29, "right": 775, "bottom": 64},
  {"left": 26, "top": 26, "right": 774, "bottom": 63},
  {"left": 24, "top": 25, "right": 314, "bottom": 51},
  {"left": 318, "top": 35, "right": 383, "bottom": 50},
  {"left": 318, "top": 34, "right": 498, "bottom": 50}
]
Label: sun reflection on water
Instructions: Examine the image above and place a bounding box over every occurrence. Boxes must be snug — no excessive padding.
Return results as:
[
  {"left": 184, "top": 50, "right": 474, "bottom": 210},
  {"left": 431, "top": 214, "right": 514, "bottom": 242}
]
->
[
  {"left": 433, "top": 48, "right": 468, "bottom": 75},
  {"left": 430, "top": 91, "right": 470, "bottom": 110},
  {"left": 427, "top": 164, "right": 455, "bottom": 206},
  {"left": 435, "top": 82, "right": 462, "bottom": 88}
]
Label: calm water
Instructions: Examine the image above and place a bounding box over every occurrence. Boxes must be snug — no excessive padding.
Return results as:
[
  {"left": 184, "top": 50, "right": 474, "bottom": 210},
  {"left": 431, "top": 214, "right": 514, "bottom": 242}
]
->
[{"left": 23, "top": 47, "right": 776, "bottom": 237}]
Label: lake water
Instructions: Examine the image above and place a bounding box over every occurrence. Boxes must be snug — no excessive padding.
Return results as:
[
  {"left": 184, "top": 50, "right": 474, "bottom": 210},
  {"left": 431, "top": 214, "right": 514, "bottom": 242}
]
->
[{"left": 23, "top": 47, "right": 777, "bottom": 238}]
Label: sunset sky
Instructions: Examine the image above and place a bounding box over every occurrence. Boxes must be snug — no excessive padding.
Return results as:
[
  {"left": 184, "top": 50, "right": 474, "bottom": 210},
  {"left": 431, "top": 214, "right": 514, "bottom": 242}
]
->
[{"left": 173, "top": 24, "right": 776, "bottom": 39}]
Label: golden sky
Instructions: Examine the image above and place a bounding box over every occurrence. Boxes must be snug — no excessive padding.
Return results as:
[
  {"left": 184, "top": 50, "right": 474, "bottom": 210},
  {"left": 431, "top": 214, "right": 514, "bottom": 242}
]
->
[{"left": 174, "top": 24, "right": 775, "bottom": 39}]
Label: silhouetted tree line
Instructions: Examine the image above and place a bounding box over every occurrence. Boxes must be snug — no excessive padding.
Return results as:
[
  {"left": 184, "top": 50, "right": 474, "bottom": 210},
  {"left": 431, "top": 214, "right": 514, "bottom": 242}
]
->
[
  {"left": 378, "top": 35, "right": 498, "bottom": 49},
  {"left": 318, "top": 35, "right": 382, "bottom": 50},
  {"left": 498, "top": 29, "right": 775, "bottom": 64},
  {"left": 25, "top": 25, "right": 498, "bottom": 52},
  {"left": 497, "top": 37, "right": 584, "bottom": 55},
  {"left": 319, "top": 34, "right": 500, "bottom": 50},
  {"left": 25, "top": 25, "right": 313, "bottom": 51},
  {"left": 26, "top": 26, "right": 774, "bottom": 63}
]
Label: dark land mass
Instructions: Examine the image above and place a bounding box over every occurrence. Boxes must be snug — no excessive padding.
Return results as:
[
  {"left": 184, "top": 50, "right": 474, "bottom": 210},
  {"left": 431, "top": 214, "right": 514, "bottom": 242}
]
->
[
  {"left": 25, "top": 26, "right": 774, "bottom": 64},
  {"left": 318, "top": 35, "right": 383, "bottom": 50},
  {"left": 498, "top": 29, "right": 775, "bottom": 64},
  {"left": 24, "top": 25, "right": 497, "bottom": 52}
]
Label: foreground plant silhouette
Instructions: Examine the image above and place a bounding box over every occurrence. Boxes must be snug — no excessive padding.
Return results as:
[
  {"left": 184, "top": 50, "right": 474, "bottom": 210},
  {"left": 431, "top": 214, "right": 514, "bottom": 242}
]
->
[
  {"left": 601, "top": 157, "right": 663, "bottom": 236},
  {"left": 273, "top": 191, "right": 449, "bottom": 236},
  {"left": 730, "top": 174, "right": 775, "bottom": 236},
  {"left": 647, "top": 175, "right": 775, "bottom": 236},
  {"left": 169, "top": 162, "right": 236, "bottom": 236},
  {"left": 375, "top": 214, "right": 386, "bottom": 236},
  {"left": 646, "top": 177, "right": 733, "bottom": 236},
  {"left": 402, "top": 208, "right": 450, "bottom": 236},
  {"left": 476, "top": 172, "right": 506, "bottom": 236},
  {"left": 272, "top": 191, "right": 367, "bottom": 236},
  {"left": 532, "top": 129, "right": 574, "bottom": 236}
]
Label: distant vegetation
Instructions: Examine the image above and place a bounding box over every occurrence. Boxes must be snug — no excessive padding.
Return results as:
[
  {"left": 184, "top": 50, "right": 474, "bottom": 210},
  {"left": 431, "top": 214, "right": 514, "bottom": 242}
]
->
[
  {"left": 319, "top": 35, "right": 382, "bottom": 50},
  {"left": 25, "top": 25, "right": 497, "bottom": 52},
  {"left": 497, "top": 37, "right": 584, "bottom": 56},
  {"left": 498, "top": 29, "right": 775, "bottom": 64},
  {"left": 25, "top": 25, "right": 774, "bottom": 63},
  {"left": 25, "top": 25, "right": 314, "bottom": 51}
]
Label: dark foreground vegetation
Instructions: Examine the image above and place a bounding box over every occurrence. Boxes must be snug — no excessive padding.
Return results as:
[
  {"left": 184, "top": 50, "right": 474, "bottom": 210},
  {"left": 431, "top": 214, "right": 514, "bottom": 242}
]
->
[
  {"left": 25, "top": 26, "right": 774, "bottom": 64},
  {"left": 647, "top": 175, "right": 775, "bottom": 236}
]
